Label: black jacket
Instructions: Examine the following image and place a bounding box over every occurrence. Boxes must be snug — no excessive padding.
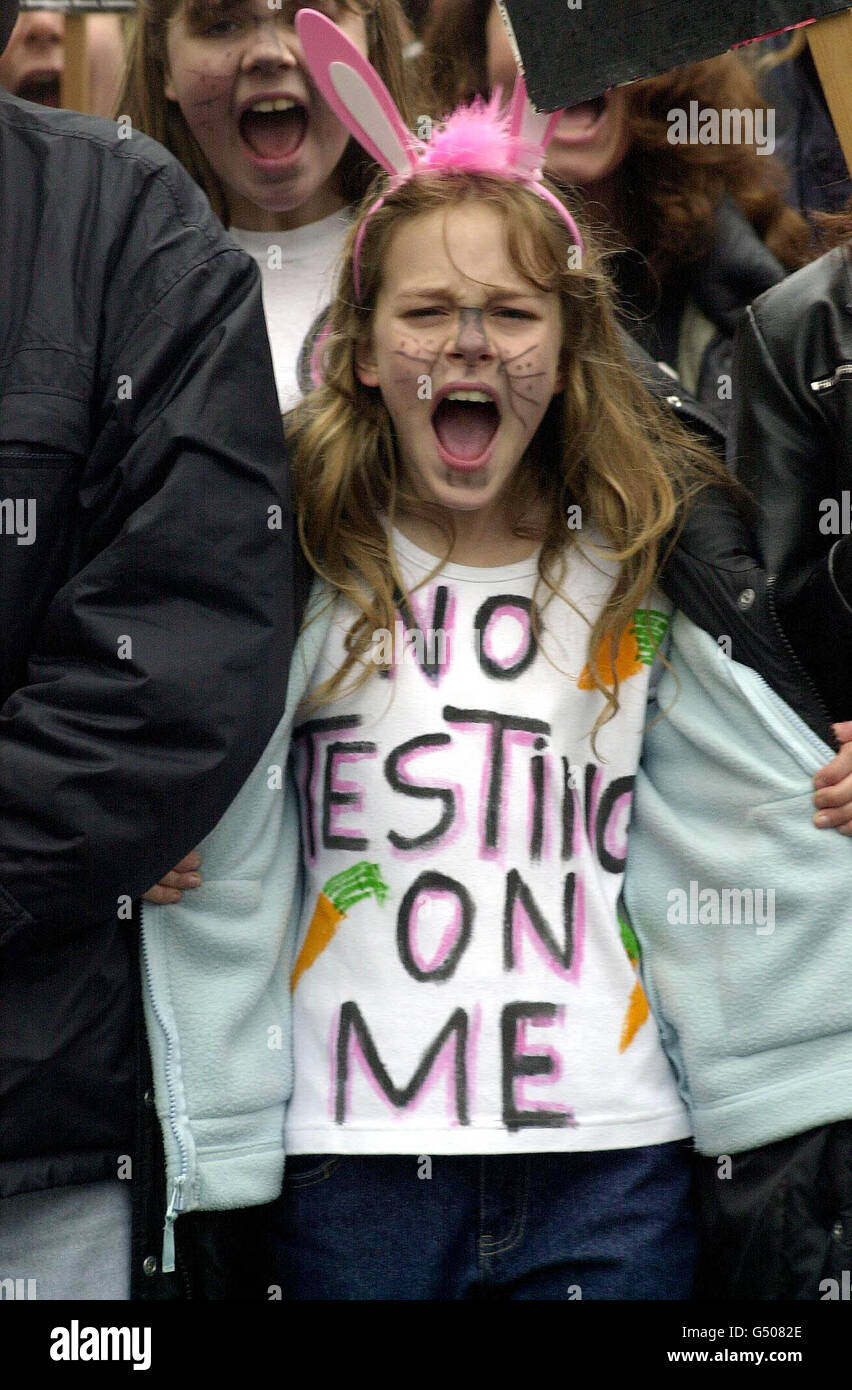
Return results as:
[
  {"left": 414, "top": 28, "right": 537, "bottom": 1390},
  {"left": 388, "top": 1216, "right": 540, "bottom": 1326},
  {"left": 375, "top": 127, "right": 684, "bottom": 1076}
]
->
[
  {"left": 616, "top": 197, "right": 787, "bottom": 428},
  {"left": 628, "top": 326, "right": 839, "bottom": 752},
  {"left": 0, "top": 94, "right": 300, "bottom": 1230},
  {"left": 726, "top": 245, "right": 852, "bottom": 727}
]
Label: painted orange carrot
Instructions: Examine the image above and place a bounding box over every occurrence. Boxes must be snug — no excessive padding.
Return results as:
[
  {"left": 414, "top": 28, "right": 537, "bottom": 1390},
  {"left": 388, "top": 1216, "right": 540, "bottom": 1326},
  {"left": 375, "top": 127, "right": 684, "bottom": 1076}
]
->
[
  {"left": 291, "top": 861, "right": 389, "bottom": 991},
  {"left": 620, "top": 979, "right": 650, "bottom": 1053},
  {"left": 578, "top": 608, "right": 670, "bottom": 690},
  {"left": 618, "top": 912, "right": 649, "bottom": 1052}
]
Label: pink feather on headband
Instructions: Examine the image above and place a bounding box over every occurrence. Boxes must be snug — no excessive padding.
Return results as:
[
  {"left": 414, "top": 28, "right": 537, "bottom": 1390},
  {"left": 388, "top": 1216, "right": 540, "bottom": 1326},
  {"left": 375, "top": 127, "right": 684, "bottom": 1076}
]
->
[
  {"left": 416, "top": 90, "right": 544, "bottom": 181},
  {"left": 293, "top": 8, "right": 584, "bottom": 300}
]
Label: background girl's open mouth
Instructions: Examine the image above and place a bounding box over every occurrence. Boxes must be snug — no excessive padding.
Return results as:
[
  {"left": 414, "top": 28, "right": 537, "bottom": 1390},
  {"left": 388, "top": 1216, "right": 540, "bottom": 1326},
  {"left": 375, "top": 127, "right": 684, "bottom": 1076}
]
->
[
  {"left": 432, "top": 393, "right": 501, "bottom": 467},
  {"left": 17, "top": 72, "right": 61, "bottom": 107},
  {"left": 239, "top": 101, "right": 308, "bottom": 162},
  {"left": 552, "top": 95, "right": 607, "bottom": 142}
]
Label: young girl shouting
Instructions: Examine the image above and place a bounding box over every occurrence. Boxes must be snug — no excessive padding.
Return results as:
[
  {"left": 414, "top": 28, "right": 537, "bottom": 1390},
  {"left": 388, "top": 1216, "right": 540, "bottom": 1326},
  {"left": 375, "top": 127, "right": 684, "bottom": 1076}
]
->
[
  {"left": 265, "top": 12, "right": 741, "bottom": 1300},
  {"left": 119, "top": 0, "right": 416, "bottom": 408}
]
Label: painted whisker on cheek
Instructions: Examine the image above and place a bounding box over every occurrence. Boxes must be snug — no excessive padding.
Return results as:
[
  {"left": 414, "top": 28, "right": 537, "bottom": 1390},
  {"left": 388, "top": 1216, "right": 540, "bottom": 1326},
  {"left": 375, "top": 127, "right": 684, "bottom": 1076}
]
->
[
  {"left": 392, "top": 348, "right": 439, "bottom": 369},
  {"left": 499, "top": 342, "right": 552, "bottom": 423},
  {"left": 501, "top": 342, "right": 545, "bottom": 370},
  {"left": 185, "top": 81, "right": 234, "bottom": 108},
  {"left": 497, "top": 358, "right": 539, "bottom": 425},
  {"left": 186, "top": 66, "right": 234, "bottom": 81},
  {"left": 392, "top": 340, "right": 442, "bottom": 377},
  {"left": 190, "top": 97, "right": 229, "bottom": 114}
]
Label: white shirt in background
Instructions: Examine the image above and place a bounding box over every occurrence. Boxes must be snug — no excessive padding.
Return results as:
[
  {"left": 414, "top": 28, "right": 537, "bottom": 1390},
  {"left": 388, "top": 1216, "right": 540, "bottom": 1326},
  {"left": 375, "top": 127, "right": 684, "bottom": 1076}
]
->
[{"left": 230, "top": 210, "right": 350, "bottom": 413}]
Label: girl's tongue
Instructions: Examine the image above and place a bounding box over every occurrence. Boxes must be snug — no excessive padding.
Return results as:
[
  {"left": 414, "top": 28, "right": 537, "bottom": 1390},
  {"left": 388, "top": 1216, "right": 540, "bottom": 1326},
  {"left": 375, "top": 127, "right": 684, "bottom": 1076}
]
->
[
  {"left": 432, "top": 398, "right": 500, "bottom": 462},
  {"left": 239, "top": 104, "right": 307, "bottom": 160}
]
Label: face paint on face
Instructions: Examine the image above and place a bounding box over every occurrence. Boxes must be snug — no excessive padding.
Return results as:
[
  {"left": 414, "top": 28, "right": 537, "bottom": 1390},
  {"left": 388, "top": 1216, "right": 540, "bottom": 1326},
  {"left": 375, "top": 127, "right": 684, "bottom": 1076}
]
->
[
  {"left": 163, "top": 0, "right": 369, "bottom": 231},
  {"left": 356, "top": 203, "right": 566, "bottom": 526},
  {"left": 455, "top": 307, "right": 488, "bottom": 362}
]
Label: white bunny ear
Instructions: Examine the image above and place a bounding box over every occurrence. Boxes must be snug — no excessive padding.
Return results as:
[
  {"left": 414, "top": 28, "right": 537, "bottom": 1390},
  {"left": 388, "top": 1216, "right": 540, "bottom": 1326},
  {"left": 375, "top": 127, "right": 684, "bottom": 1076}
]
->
[
  {"left": 507, "top": 74, "right": 563, "bottom": 173},
  {"left": 296, "top": 9, "right": 417, "bottom": 177}
]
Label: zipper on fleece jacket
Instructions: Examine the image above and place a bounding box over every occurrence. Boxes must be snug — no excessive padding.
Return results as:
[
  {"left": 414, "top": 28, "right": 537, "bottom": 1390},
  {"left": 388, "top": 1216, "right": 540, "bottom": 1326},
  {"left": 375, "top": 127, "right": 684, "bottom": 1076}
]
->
[
  {"left": 139, "top": 900, "right": 193, "bottom": 1274},
  {"left": 765, "top": 574, "right": 834, "bottom": 741},
  {"left": 729, "top": 639, "right": 836, "bottom": 768}
]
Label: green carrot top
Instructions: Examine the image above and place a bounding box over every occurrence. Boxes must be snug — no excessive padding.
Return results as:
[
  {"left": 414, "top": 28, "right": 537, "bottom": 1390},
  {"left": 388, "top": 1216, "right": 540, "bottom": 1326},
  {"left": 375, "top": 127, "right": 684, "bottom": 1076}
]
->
[{"left": 321, "top": 861, "right": 390, "bottom": 913}]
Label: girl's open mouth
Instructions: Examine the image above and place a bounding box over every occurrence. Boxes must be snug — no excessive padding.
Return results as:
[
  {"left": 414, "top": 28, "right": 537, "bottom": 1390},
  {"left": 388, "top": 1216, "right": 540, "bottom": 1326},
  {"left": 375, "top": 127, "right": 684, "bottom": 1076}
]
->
[
  {"left": 432, "top": 391, "right": 501, "bottom": 468},
  {"left": 17, "top": 73, "right": 61, "bottom": 108},
  {"left": 552, "top": 94, "right": 607, "bottom": 143},
  {"left": 239, "top": 99, "right": 308, "bottom": 162}
]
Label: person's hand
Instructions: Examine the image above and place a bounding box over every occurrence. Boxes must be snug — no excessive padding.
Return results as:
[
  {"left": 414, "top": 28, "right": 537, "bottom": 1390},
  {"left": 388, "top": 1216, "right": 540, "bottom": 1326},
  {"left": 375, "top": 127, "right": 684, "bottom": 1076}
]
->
[
  {"left": 143, "top": 851, "right": 202, "bottom": 903},
  {"left": 813, "top": 722, "right": 852, "bottom": 836}
]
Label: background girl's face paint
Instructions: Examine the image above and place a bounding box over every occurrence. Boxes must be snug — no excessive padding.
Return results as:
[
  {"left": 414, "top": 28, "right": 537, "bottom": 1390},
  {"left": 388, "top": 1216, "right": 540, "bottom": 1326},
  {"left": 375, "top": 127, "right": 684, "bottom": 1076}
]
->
[
  {"left": 164, "top": 0, "right": 368, "bottom": 230},
  {"left": 356, "top": 202, "right": 565, "bottom": 526}
]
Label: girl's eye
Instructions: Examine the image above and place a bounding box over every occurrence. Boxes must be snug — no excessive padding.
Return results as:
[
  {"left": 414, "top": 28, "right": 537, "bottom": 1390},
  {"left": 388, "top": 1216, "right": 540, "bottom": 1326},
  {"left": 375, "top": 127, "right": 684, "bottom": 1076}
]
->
[
  {"left": 404, "top": 308, "right": 445, "bottom": 319},
  {"left": 494, "top": 308, "right": 535, "bottom": 321},
  {"left": 203, "top": 18, "right": 240, "bottom": 36}
]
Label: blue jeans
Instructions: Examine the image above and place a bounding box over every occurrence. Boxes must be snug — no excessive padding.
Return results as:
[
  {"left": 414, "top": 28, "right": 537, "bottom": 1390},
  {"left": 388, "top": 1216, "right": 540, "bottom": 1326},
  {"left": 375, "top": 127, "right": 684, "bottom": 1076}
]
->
[{"left": 270, "top": 1142, "right": 696, "bottom": 1299}]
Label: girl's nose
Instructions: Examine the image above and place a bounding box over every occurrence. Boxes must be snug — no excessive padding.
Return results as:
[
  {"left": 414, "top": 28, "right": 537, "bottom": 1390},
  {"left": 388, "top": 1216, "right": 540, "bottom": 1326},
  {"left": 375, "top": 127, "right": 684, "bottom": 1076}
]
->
[
  {"left": 450, "top": 308, "right": 493, "bottom": 363},
  {"left": 240, "top": 17, "right": 300, "bottom": 73},
  {"left": 22, "top": 12, "right": 65, "bottom": 47}
]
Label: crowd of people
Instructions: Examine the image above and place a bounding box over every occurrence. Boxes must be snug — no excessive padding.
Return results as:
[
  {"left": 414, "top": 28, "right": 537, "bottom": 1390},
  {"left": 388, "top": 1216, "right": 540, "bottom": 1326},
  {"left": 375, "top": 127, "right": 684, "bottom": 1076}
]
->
[{"left": 1, "top": 0, "right": 851, "bottom": 1304}]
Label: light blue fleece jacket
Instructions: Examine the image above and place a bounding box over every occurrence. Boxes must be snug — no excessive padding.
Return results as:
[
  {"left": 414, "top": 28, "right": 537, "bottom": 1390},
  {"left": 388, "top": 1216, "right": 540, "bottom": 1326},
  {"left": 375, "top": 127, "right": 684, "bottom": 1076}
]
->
[
  {"left": 624, "top": 612, "right": 852, "bottom": 1157},
  {"left": 139, "top": 583, "right": 332, "bottom": 1266}
]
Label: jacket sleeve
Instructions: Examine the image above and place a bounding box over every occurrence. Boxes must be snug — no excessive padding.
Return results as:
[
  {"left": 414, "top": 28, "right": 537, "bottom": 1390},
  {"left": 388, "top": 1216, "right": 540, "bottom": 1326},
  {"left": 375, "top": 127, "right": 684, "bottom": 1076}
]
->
[
  {"left": 0, "top": 236, "right": 297, "bottom": 952},
  {"left": 728, "top": 302, "right": 852, "bottom": 723}
]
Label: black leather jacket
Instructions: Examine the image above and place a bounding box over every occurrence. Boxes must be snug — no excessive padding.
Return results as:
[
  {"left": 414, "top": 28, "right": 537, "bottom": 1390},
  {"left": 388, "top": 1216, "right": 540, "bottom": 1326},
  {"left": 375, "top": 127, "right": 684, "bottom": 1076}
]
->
[
  {"left": 727, "top": 245, "right": 852, "bottom": 728},
  {"left": 617, "top": 198, "right": 787, "bottom": 430},
  {"left": 0, "top": 93, "right": 299, "bottom": 1288},
  {"left": 627, "top": 327, "right": 837, "bottom": 750}
]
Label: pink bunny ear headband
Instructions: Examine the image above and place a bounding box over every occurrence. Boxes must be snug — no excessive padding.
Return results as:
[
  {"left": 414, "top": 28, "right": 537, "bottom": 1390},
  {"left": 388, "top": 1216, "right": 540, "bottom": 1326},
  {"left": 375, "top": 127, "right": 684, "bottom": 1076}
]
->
[{"left": 295, "top": 8, "right": 585, "bottom": 301}]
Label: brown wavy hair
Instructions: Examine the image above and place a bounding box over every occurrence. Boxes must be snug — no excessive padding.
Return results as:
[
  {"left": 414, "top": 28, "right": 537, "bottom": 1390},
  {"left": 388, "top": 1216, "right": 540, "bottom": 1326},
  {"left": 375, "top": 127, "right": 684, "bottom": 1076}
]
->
[
  {"left": 288, "top": 169, "right": 736, "bottom": 735},
  {"left": 813, "top": 195, "right": 852, "bottom": 250},
  {"left": 422, "top": 1, "right": 811, "bottom": 280},
  {"left": 117, "top": 0, "right": 419, "bottom": 224}
]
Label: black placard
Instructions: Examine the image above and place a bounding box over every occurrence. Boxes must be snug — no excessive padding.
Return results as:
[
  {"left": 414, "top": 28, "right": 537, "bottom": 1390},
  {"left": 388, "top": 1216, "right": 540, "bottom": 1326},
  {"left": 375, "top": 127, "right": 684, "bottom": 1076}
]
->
[{"left": 499, "top": 0, "right": 852, "bottom": 108}]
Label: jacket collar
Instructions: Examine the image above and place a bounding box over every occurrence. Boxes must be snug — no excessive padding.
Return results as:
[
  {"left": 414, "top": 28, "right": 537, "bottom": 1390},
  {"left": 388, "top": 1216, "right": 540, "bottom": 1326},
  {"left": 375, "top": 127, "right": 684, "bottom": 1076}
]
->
[{"left": 689, "top": 196, "right": 787, "bottom": 338}]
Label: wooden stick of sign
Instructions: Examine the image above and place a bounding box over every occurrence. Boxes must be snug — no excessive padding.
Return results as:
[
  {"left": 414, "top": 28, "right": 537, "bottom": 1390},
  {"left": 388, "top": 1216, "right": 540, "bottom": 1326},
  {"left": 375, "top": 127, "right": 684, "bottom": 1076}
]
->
[
  {"left": 61, "top": 13, "right": 89, "bottom": 113},
  {"left": 807, "top": 8, "right": 852, "bottom": 177}
]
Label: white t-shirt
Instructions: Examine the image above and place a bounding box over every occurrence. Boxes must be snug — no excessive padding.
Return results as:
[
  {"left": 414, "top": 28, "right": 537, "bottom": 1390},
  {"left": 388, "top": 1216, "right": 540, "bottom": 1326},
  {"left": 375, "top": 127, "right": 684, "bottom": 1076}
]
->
[
  {"left": 229, "top": 210, "right": 349, "bottom": 413},
  {"left": 285, "top": 529, "right": 690, "bottom": 1154}
]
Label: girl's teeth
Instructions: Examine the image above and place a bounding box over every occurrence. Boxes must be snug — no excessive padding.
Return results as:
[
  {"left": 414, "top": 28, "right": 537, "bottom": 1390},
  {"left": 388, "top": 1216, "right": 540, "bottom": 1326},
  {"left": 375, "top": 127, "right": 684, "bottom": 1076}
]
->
[
  {"left": 249, "top": 98, "right": 298, "bottom": 113},
  {"left": 446, "top": 390, "right": 492, "bottom": 403}
]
